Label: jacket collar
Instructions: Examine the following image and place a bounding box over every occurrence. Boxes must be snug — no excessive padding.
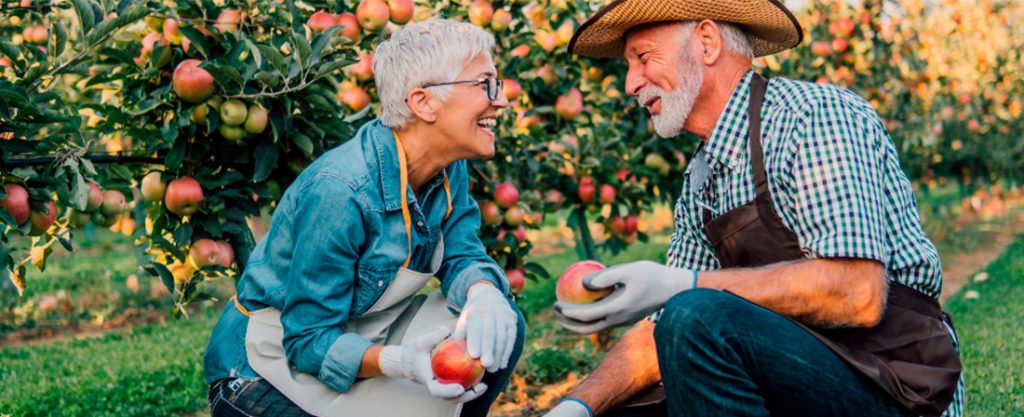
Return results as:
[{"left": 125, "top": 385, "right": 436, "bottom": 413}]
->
[{"left": 366, "top": 120, "right": 447, "bottom": 212}]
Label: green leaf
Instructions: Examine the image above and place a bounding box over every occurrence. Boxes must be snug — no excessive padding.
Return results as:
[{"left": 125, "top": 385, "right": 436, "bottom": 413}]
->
[
  {"left": 70, "top": 171, "right": 89, "bottom": 210},
  {"left": 108, "top": 164, "right": 133, "bottom": 181},
  {"left": 51, "top": 22, "right": 68, "bottom": 57},
  {"left": 144, "top": 262, "right": 176, "bottom": 294},
  {"left": 292, "top": 32, "right": 312, "bottom": 69},
  {"left": 316, "top": 58, "right": 354, "bottom": 78},
  {"left": 201, "top": 62, "right": 244, "bottom": 90},
  {"left": 72, "top": 0, "right": 97, "bottom": 39},
  {"left": 252, "top": 141, "right": 279, "bottom": 182},
  {"left": 87, "top": 3, "right": 147, "bottom": 45},
  {"left": 127, "top": 98, "right": 164, "bottom": 116},
  {"left": 180, "top": 27, "right": 210, "bottom": 58},
  {"left": 0, "top": 42, "right": 19, "bottom": 62},
  {"left": 245, "top": 40, "right": 263, "bottom": 68},
  {"left": 254, "top": 71, "right": 281, "bottom": 89},
  {"left": 309, "top": 26, "right": 342, "bottom": 65},
  {"left": 80, "top": 158, "right": 97, "bottom": 177},
  {"left": 292, "top": 133, "right": 314, "bottom": 156},
  {"left": 0, "top": 82, "right": 31, "bottom": 108},
  {"left": 257, "top": 44, "right": 288, "bottom": 75}
]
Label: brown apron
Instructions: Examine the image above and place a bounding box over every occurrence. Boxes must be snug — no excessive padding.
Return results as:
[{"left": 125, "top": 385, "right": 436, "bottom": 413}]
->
[{"left": 697, "top": 73, "right": 960, "bottom": 416}]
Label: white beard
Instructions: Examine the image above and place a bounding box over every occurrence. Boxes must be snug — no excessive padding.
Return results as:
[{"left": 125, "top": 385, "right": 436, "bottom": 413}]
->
[{"left": 638, "top": 47, "right": 704, "bottom": 138}]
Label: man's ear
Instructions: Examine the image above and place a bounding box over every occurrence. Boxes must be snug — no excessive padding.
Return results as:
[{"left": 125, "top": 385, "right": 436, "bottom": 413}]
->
[
  {"left": 694, "top": 19, "right": 723, "bottom": 66},
  {"left": 406, "top": 88, "right": 439, "bottom": 123}
]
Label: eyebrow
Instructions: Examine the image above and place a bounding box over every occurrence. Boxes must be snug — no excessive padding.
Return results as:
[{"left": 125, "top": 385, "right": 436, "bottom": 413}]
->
[{"left": 475, "top": 70, "right": 497, "bottom": 78}]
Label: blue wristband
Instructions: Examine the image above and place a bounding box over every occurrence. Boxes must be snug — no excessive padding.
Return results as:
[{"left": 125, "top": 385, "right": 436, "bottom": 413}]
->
[{"left": 564, "top": 397, "right": 594, "bottom": 417}]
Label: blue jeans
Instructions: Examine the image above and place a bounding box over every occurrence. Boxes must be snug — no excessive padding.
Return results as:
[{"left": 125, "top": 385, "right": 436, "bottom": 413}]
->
[
  {"left": 209, "top": 299, "right": 526, "bottom": 417},
  {"left": 651, "top": 289, "right": 913, "bottom": 417}
]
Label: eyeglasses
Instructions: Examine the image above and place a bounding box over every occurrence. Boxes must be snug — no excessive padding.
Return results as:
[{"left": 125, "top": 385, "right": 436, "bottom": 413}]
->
[{"left": 422, "top": 77, "right": 504, "bottom": 101}]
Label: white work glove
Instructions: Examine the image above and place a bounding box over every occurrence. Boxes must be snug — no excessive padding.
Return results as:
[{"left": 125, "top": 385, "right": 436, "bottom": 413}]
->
[
  {"left": 543, "top": 399, "right": 593, "bottom": 417},
  {"left": 378, "top": 326, "right": 488, "bottom": 403},
  {"left": 454, "top": 283, "right": 517, "bottom": 373},
  {"left": 555, "top": 261, "right": 697, "bottom": 334}
]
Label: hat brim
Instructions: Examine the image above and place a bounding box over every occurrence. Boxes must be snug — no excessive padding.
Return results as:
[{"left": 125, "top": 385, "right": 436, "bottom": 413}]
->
[{"left": 568, "top": 0, "right": 804, "bottom": 58}]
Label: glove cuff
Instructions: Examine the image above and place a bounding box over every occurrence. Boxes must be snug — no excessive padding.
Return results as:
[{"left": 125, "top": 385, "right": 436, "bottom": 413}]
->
[{"left": 378, "top": 345, "right": 405, "bottom": 378}]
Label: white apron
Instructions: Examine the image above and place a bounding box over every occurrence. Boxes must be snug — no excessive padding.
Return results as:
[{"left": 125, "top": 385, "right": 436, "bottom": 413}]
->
[{"left": 238, "top": 132, "right": 462, "bottom": 417}]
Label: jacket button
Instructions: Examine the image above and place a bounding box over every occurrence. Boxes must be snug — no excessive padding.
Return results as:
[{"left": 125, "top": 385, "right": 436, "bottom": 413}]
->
[
  {"left": 416, "top": 221, "right": 424, "bottom": 227},
  {"left": 378, "top": 280, "right": 384, "bottom": 287}
]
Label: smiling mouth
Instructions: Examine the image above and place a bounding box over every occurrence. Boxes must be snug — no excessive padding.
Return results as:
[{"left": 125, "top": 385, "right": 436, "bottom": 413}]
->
[
  {"left": 644, "top": 97, "right": 662, "bottom": 115},
  {"left": 477, "top": 117, "right": 497, "bottom": 136}
]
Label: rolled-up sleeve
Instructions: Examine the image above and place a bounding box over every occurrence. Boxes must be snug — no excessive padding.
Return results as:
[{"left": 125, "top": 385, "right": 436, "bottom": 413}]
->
[
  {"left": 436, "top": 161, "right": 508, "bottom": 311},
  {"left": 788, "top": 98, "right": 889, "bottom": 264},
  {"left": 280, "top": 174, "right": 372, "bottom": 393}
]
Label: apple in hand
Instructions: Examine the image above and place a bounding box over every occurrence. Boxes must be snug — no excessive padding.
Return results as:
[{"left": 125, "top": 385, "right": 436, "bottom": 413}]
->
[
  {"left": 556, "top": 260, "right": 612, "bottom": 304},
  {"left": 431, "top": 338, "right": 486, "bottom": 389}
]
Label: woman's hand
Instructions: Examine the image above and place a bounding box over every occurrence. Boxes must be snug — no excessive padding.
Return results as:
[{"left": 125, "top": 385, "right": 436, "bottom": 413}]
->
[
  {"left": 454, "top": 283, "right": 517, "bottom": 373},
  {"left": 378, "top": 326, "right": 488, "bottom": 403}
]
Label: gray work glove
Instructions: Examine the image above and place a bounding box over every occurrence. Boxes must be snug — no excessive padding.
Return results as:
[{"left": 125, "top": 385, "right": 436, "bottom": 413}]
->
[
  {"left": 454, "top": 283, "right": 517, "bottom": 373},
  {"left": 378, "top": 326, "right": 488, "bottom": 403},
  {"left": 543, "top": 399, "right": 592, "bottom": 417},
  {"left": 555, "top": 261, "right": 697, "bottom": 334}
]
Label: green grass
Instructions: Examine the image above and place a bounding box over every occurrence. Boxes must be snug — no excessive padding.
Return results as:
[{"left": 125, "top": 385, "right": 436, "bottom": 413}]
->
[
  {"left": 0, "top": 309, "right": 218, "bottom": 417},
  {"left": 944, "top": 236, "right": 1024, "bottom": 416}
]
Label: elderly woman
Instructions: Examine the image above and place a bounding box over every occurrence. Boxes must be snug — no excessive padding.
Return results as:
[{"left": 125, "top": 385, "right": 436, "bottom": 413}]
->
[{"left": 203, "top": 19, "right": 523, "bottom": 417}]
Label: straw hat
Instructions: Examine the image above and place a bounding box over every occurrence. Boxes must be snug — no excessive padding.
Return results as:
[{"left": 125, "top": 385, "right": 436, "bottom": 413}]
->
[{"left": 568, "top": 0, "right": 803, "bottom": 58}]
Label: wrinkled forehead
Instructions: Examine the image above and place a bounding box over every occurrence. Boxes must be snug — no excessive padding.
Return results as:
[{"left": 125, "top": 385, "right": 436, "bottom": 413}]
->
[{"left": 624, "top": 21, "right": 686, "bottom": 54}]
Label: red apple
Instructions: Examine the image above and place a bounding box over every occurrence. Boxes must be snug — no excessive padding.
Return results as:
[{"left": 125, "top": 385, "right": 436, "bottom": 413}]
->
[
  {"left": 624, "top": 215, "right": 639, "bottom": 235},
  {"left": 543, "top": 189, "right": 563, "bottom": 212},
  {"left": 493, "top": 182, "right": 519, "bottom": 208},
  {"left": 28, "top": 200, "right": 58, "bottom": 236},
  {"left": 503, "top": 206, "right": 525, "bottom": 226},
  {"left": 468, "top": 0, "right": 494, "bottom": 26},
  {"left": 555, "top": 88, "right": 583, "bottom": 119},
  {"left": 140, "top": 171, "right": 167, "bottom": 202},
  {"left": 83, "top": 182, "right": 103, "bottom": 212},
  {"left": 307, "top": 11, "right": 338, "bottom": 33},
  {"left": 244, "top": 105, "right": 269, "bottom": 134},
  {"left": 511, "top": 224, "right": 527, "bottom": 243},
  {"left": 556, "top": 260, "right": 611, "bottom": 304},
  {"left": 100, "top": 190, "right": 127, "bottom": 217},
  {"left": 503, "top": 78, "right": 521, "bottom": 101},
  {"left": 479, "top": 201, "right": 502, "bottom": 226},
  {"left": 2, "top": 184, "right": 31, "bottom": 225},
  {"left": 811, "top": 40, "right": 831, "bottom": 57},
  {"left": 336, "top": 13, "right": 361, "bottom": 42},
  {"left": 607, "top": 216, "right": 626, "bottom": 236},
  {"left": 491, "top": 9, "right": 512, "bottom": 31},
  {"left": 431, "top": 338, "right": 485, "bottom": 389},
  {"left": 215, "top": 9, "right": 242, "bottom": 32},
  {"left": 173, "top": 59, "right": 215, "bottom": 103},
  {"left": 0, "top": 57, "right": 12, "bottom": 67},
  {"left": 341, "top": 87, "right": 371, "bottom": 111},
  {"left": 162, "top": 18, "right": 183, "bottom": 45},
  {"left": 356, "top": 0, "right": 390, "bottom": 32},
  {"left": 577, "top": 176, "right": 596, "bottom": 203},
  {"left": 189, "top": 238, "right": 222, "bottom": 268},
  {"left": 387, "top": 0, "right": 414, "bottom": 24},
  {"left": 164, "top": 176, "right": 204, "bottom": 215},
  {"left": 831, "top": 37, "right": 849, "bottom": 53},
  {"left": 599, "top": 184, "right": 616, "bottom": 204},
  {"left": 216, "top": 240, "right": 235, "bottom": 267},
  {"left": 351, "top": 54, "right": 374, "bottom": 82},
  {"left": 506, "top": 268, "right": 525, "bottom": 292}
]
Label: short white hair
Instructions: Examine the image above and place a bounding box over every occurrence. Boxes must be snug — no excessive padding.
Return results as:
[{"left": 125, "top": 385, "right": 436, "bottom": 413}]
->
[
  {"left": 679, "top": 20, "right": 754, "bottom": 59},
  {"left": 373, "top": 19, "right": 495, "bottom": 129}
]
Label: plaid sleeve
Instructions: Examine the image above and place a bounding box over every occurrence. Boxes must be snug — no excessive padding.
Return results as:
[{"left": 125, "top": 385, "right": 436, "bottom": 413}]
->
[{"left": 787, "top": 97, "right": 889, "bottom": 264}]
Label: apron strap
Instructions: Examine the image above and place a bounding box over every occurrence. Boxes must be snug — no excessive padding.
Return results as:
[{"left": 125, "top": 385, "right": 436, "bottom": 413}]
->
[
  {"left": 232, "top": 294, "right": 252, "bottom": 317},
  {"left": 393, "top": 132, "right": 453, "bottom": 268},
  {"left": 748, "top": 73, "right": 770, "bottom": 196}
]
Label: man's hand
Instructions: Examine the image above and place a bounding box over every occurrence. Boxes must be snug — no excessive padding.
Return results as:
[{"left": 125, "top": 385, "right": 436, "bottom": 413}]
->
[
  {"left": 378, "top": 326, "right": 488, "bottom": 403},
  {"left": 454, "top": 283, "right": 517, "bottom": 372},
  {"left": 543, "top": 400, "right": 592, "bottom": 417},
  {"left": 555, "top": 261, "right": 697, "bottom": 333}
]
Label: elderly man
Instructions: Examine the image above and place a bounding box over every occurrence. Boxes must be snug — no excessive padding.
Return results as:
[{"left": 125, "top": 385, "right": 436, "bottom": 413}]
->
[{"left": 544, "top": 1, "right": 963, "bottom": 417}]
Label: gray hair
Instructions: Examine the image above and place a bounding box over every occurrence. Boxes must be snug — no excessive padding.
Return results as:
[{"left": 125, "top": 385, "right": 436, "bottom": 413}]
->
[
  {"left": 373, "top": 19, "right": 495, "bottom": 129},
  {"left": 679, "top": 20, "right": 754, "bottom": 59}
]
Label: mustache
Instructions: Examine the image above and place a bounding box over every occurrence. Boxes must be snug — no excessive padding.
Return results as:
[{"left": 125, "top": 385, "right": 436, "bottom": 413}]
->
[{"left": 637, "top": 87, "right": 666, "bottom": 108}]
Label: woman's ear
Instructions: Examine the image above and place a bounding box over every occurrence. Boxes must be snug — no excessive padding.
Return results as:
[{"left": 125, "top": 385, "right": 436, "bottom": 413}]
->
[{"left": 406, "top": 88, "right": 439, "bottom": 123}]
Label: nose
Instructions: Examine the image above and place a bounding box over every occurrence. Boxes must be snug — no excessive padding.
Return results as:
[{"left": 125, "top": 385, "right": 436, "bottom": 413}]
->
[
  {"left": 624, "top": 62, "right": 646, "bottom": 97},
  {"left": 491, "top": 90, "right": 509, "bottom": 108}
]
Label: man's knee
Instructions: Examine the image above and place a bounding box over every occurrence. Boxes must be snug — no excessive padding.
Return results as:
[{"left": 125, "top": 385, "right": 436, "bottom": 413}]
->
[{"left": 654, "top": 289, "right": 747, "bottom": 345}]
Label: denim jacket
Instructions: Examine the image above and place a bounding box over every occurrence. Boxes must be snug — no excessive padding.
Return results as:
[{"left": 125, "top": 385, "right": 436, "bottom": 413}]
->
[{"left": 204, "top": 120, "right": 509, "bottom": 393}]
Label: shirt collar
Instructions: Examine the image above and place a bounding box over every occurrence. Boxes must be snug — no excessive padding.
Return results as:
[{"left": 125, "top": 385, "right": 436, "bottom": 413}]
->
[
  {"left": 702, "top": 70, "right": 754, "bottom": 170},
  {"left": 366, "top": 119, "right": 446, "bottom": 212}
]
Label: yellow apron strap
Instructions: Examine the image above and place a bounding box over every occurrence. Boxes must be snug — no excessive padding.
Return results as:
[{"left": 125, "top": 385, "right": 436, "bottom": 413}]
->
[
  {"left": 442, "top": 170, "right": 452, "bottom": 221},
  {"left": 231, "top": 294, "right": 251, "bottom": 317},
  {"left": 393, "top": 132, "right": 414, "bottom": 268}
]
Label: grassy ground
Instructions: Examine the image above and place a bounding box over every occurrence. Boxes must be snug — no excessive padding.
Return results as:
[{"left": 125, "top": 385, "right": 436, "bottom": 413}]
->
[
  {"left": 1, "top": 221, "right": 1022, "bottom": 416},
  {"left": 944, "top": 236, "right": 1024, "bottom": 416}
]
